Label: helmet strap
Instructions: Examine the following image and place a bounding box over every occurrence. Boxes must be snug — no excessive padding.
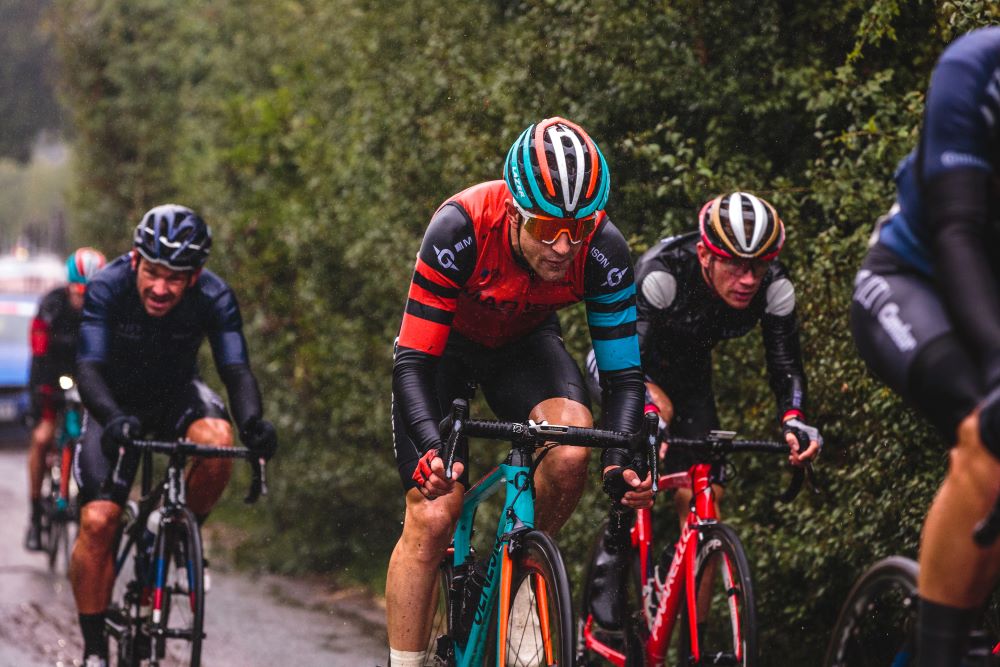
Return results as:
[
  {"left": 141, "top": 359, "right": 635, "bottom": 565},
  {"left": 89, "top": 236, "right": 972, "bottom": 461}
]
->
[
  {"left": 508, "top": 209, "right": 533, "bottom": 274},
  {"left": 702, "top": 256, "right": 724, "bottom": 301}
]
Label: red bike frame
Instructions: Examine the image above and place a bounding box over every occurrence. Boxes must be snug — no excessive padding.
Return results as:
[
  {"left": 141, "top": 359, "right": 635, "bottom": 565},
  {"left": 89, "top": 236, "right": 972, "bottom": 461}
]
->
[{"left": 580, "top": 461, "right": 730, "bottom": 667}]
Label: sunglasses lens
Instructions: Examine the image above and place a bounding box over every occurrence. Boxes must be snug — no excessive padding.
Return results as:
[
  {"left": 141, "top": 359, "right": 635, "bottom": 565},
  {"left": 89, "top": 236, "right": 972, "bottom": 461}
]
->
[{"left": 523, "top": 216, "right": 597, "bottom": 244}]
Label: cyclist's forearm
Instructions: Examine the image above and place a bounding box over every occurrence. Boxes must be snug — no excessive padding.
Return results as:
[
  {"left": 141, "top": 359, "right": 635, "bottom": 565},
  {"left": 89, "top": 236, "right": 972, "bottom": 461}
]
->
[
  {"left": 393, "top": 346, "right": 443, "bottom": 453},
  {"left": 599, "top": 366, "right": 645, "bottom": 468},
  {"left": 762, "top": 313, "right": 807, "bottom": 418},
  {"left": 929, "top": 169, "right": 1000, "bottom": 386},
  {"left": 76, "top": 360, "right": 121, "bottom": 425},
  {"left": 218, "top": 363, "right": 263, "bottom": 431}
]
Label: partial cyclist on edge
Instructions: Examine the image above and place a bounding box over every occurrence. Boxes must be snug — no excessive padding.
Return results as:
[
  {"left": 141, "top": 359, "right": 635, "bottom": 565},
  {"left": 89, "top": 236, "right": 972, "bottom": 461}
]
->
[
  {"left": 850, "top": 27, "right": 1000, "bottom": 667},
  {"left": 25, "top": 247, "right": 107, "bottom": 552},
  {"left": 585, "top": 192, "right": 821, "bottom": 632},
  {"left": 387, "top": 117, "right": 651, "bottom": 666},
  {"left": 70, "top": 205, "right": 278, "bottom": 667}
]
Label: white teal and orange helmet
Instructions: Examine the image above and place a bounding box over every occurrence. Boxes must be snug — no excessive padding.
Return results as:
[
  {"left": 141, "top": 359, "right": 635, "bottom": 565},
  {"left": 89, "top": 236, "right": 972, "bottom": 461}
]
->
[
  {"left": 503, "top": 117, "right": 610, "bottom": 220},
  {"left": 66, "top": 247, "right": 107, "bottom": 285}
]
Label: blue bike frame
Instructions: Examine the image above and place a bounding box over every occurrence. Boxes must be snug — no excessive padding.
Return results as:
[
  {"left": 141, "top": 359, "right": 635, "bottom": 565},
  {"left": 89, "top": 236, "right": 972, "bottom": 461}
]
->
[{"left": 451, "top": 460, "right": 536, "bottom": 667}]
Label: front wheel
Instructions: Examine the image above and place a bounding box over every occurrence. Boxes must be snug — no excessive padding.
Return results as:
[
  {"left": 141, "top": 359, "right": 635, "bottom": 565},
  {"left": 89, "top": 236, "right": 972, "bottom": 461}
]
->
[
  {"left": 677, "top": 523, "right": 758, "bottom": 666},
  {"left": 822, "top": 556, "right": 918, "bottom": 667},
  {"left": 490, "top": 530, "right": 574, "bottom": 667},
  {"left": 150, "top": 507, "right": 205, "bottom": 666}
]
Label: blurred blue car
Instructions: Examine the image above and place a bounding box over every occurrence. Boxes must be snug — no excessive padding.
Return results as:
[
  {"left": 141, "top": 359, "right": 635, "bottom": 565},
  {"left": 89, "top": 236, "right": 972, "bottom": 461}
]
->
[{"left": 0, "top": 293, "right": 38, "bottom": 431}]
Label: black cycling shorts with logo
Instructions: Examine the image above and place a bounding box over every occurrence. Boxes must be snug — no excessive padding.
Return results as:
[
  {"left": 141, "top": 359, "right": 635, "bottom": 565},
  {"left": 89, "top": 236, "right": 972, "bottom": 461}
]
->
[
  {"left": 74, "top": 378, "right": 231, "bottom": 506},
  {"left": 850, "top": 242, "right": 984, "bottom": 442},
  {"left": 392, "top": 315, "right": 591, "bottom": 492}
]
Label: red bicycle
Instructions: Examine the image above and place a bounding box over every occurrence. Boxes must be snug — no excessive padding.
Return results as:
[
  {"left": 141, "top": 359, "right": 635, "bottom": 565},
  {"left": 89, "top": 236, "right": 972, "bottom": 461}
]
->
[{"left": 577, "top": 430, "right": 812, "bottom": 667}]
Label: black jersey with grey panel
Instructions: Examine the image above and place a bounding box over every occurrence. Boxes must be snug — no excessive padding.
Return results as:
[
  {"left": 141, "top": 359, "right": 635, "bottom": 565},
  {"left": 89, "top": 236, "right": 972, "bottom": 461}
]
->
[
  {"left": 634, "top": 232, "right": 806, "bottom": 419},
  {"left": 76, "top": 253, "right": 263, "bottom": 431}
]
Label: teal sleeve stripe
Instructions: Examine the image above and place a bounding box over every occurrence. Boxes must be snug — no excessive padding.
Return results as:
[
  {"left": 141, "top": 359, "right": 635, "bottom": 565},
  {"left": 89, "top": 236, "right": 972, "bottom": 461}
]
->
[
  {"left": 585, "top": 283, "right": 636, "bottom": 304},
  {"left": 592, "top": 335, "right": 640, "bottom": 371},
  {"left": 586, "top": 305, "right": 636, "bottom": 328}
]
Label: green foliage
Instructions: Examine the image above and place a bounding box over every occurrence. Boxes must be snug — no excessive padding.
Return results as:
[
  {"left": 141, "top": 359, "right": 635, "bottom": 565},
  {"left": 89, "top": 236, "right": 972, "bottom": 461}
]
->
[{"left": 50, "top": 0, "right": 997, "bottom": 661}]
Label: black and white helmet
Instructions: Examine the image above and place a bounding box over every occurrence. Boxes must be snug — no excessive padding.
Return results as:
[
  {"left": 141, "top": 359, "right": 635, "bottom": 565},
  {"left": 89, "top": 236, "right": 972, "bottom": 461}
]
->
[
  {"left": 133, "top": 204, "right": 212, "bottom": 271},
  {"left": 698, "top": 192, "right": 784, "bottom": 260}
]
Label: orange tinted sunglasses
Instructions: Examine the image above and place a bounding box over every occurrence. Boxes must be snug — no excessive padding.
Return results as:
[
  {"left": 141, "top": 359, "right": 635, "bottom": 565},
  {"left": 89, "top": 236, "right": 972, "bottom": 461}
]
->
[{"left": 522, "top": 214, "right": 598, "bottom": 245}]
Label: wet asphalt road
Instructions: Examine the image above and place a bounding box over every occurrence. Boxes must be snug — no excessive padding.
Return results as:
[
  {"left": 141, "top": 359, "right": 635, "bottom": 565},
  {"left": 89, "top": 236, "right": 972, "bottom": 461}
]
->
[{"left": 0, "top": 440, "right": 388, "bottom": 666}]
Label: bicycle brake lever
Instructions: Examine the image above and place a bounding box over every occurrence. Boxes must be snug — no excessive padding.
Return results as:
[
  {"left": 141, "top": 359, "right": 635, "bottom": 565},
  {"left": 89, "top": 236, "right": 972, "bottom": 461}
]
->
[
  {"left": 443, "top": 399, "right": 468, "bottom": 480},
  {"left": 244, "top": 459, "right": 267, "bottom": 504},
  {"left": 776, "top": 466, "right": 805, "bottom": 504}
]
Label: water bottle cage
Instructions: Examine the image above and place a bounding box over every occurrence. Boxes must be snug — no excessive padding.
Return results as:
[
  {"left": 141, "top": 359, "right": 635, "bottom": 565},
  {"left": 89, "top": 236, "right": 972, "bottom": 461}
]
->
[{"left": 448, "top": 559, "right": 489, "bottom": 644}]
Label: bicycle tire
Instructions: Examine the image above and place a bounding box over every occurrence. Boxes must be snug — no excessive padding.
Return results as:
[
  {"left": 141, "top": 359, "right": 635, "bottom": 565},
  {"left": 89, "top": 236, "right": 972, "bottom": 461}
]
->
[
  {"left": 424, "top": 559, "right": 454, "bottom": 663},
  {"left": 488, "top": 530, "right": 574, "bottom": 667},
  {"left": 822, "top": 556, "right": 918, "bottom": 667},
  {"left": 108, "top": 501, "right": 145, "bottom": 667},
  {"left": 47, "top": 513, "right": 69, "bottom": 572},
  {"left": 677, "top": 522, "right": 758, "bottom": 667},
  {"left": 151, "top": 506, "right": 205, "bottom": 666}
]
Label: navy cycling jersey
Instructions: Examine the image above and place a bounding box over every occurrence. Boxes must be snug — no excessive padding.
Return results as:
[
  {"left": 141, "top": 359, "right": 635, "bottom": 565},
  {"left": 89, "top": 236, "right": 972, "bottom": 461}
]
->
[
  {"left": 77, "top": 253, "right": 262, "bottom": 429},
  {"left": 876, "top": 26, "right": 1000, "bottom": 387},
  {"left": 634, "top": 232, "right": 806, "bottom": 419}
]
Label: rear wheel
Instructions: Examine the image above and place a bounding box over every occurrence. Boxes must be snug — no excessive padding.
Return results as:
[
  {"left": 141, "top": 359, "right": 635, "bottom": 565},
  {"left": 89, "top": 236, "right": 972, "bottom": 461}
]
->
[
  {"left": 490, "top": 530, "right": 573, "bottom": 667},
  {"left": 107, "top": 501, "right": 145, "bottom": 667},
  {"left": 151, "top": 507, "right": 205, "bottom": 666},
  {"left": 822, "top": 556, "right": 918, "bottom": 667},
  {"left": 677, "top": 523, "right": 758, "bottom": 666}
]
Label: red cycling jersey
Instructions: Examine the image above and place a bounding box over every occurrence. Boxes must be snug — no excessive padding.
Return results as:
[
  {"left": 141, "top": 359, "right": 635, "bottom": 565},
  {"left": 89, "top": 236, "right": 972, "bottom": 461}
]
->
[{"left": 399, "top": 180, "right": 621, "bottom": 354}]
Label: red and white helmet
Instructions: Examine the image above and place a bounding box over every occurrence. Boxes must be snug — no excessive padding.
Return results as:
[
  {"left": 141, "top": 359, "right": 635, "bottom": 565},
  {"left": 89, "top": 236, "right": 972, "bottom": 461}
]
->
[{"left": 699, "top": 192, "right": 784, "bottom": 260}]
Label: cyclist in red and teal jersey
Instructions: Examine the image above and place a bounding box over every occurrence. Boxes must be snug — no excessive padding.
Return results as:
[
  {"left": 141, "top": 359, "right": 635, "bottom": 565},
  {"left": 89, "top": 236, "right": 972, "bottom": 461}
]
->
[
  {"left": 387, "top": 117, "right": 650, "bottom": 666},
  {"left": 24, "top": 247, "right": 106, "bottom": 552},
  {"left": 851, "top": 27, "right": 1000, "bottom": 667}
]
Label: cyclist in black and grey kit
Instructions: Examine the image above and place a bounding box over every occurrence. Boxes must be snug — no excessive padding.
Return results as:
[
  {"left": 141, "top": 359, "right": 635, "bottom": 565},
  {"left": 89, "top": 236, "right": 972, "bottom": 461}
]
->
[
  {"left": 850, "top": 27, "right": 1000, "bottom": 667},
  {"left": 586, "top": 192, "right": 822, "bottom": 632},
  {"left": 71, "top": 205, "right": 278, "bottom": 667}
]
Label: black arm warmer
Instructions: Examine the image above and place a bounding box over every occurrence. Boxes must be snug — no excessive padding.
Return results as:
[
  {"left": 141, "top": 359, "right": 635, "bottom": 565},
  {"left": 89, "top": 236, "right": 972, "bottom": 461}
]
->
[
  {"left": 217, "top": 363, "right": 263, "bottom": 432},
  {"left": 928, "top": 169, "right": 1000, "bottom": 388},
  {"left": 76, "top": 360, "right": 122, "bottom": 426},
  {"left": 599, "top": 366, "right": 647, "bottom": 469},
  {"left": 761, "top": 312, "right": 807, "bottom": 418},
  {"left": 392, "top": 345, "right": 444, "bottom": 455}
]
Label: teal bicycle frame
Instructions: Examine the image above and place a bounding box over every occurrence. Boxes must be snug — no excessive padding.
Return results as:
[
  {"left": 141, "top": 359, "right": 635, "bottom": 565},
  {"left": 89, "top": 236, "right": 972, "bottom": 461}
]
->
[{"left": 451, "top": 452, "right": 536, "bottom": 667}]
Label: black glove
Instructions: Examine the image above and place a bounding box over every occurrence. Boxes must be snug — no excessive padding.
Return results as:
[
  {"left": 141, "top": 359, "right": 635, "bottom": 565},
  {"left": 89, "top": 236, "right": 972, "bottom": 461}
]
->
[
  {"left": 101, "top": 414, "right": 141, "bottom": 460},
  {"left": 782, "top": 417, "right": 823, "bottom": 453},
  {"left": 240, "top": 417, "right": 278, "bottom": 460}
]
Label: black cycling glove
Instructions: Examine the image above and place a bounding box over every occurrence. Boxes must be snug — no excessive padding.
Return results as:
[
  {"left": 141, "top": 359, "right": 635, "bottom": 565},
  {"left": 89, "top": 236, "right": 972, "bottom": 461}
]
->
[
  {"left": 240, "top": 417, "right": 278, "bottom": 461},
  {"left": 101, "top": 414, "right": 141, "bottom": 460}
]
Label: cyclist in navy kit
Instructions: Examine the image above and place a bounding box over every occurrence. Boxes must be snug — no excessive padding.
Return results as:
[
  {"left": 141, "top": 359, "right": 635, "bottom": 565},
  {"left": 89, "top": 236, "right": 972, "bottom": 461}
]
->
[
  {"left": 70, "top": 205, "right": 278, "bottom": 667},
  {"left": 850, "top": 27, "right": 1000, "bottom": 667}
]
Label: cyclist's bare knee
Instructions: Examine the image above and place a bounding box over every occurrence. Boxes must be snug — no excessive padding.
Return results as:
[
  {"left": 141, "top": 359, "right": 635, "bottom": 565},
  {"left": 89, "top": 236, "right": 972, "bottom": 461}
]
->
[
  {"left": 529, "top": 397, "right": 592, "bottom": 429},
  {"left": 186, "top": 417, "right": 233, "bottom": 447},
  {"left": 78, "top": 501, "right": 122, "bottom": 548},
  {"left": 400, "top": 487, "right": 463, "bottom": 564}
]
